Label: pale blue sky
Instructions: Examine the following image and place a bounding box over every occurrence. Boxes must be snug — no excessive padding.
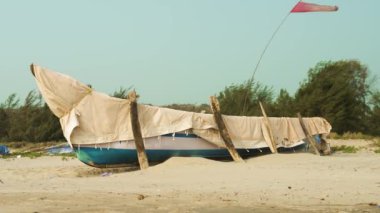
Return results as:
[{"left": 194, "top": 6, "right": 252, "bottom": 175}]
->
[{"left": 0, "top": 0, "right": 379, "bottom": 105}]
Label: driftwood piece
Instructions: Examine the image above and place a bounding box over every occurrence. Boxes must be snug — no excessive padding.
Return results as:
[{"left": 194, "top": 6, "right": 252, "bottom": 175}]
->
[
  {"left": 259, "top": 102, "right": 278, "bottom": 153},
  {"left": 128, "top": 91, "right": 149, "bottom": 169},
  {"left": 297, "top": 113, "right": 321, "bottom": 156},
  {"left": 209, "top": 96, "right": 243, "bottom": 162}
]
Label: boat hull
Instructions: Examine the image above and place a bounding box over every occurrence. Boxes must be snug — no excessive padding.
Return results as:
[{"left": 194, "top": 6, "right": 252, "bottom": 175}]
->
[
  {"left": 72, "top": 133, "right": 307, "bottom": 168},
  {"left": 74, "top": 147, "right": 276, "bottom": 167}
]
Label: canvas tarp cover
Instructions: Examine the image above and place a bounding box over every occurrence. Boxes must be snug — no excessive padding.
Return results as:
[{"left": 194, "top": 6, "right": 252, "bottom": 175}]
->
[{"left": 32, "top": 65, "right": 332, "bottom": 150}]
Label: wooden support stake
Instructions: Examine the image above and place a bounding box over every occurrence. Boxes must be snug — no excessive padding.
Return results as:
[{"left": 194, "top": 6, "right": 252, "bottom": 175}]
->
[
  {"left": 297, "top": 113, "right": 321, "bottom": 156},
  {"left": 209, "top": 96, "right": 243, "bottom": 162},
  {"left": 129, "top": 91, "right": 149, "bottom": 169},
  {"left": 259, "top": 102, "right": 278, "bottom": 153}
]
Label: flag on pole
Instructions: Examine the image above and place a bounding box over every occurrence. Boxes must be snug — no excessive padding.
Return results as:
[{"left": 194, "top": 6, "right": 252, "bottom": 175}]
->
[{"left": 291, "top": 1, "right": 338, "bottom": 13}]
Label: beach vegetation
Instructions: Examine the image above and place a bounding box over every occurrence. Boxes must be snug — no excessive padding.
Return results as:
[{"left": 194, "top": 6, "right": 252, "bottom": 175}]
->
[
  {"left": 111, "top": 86, "right": 132, "bottom": 99},
  {"left": 164, "top": 103, "right": 211, "bottom": 113},
  {"left": 0, "top": 91, "right": 63, "bottom": 142},
  {"left": 332, "top": 145, "right": 359, "bottom": 153},
  {"left": 1, "top": 151, "right": 44, "bottom": 159},
  {"left": 216, "top": 80, "right": 274, "bottom": 116},
  {"left": 294, "top": 60, "right": 370, "bottom": 134},
  {"left": 272, "top": 89, "right": 296, "bottom": 117},
  {"left": 328, "top": 132, "right": 375, "bottom": 140}
]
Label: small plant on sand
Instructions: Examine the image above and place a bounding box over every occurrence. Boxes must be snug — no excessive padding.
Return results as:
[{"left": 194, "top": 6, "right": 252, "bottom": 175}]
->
[
  {"left": 21, "top": 152, "right": 44, "bottom": 159},
  {"left": 57, "top": 152, "right": 76, "bottom": 159},
  {"left": 11, "top": 151, "right": 44, "bottom": 159},
  {"left": 332, "top": 145, "right": 359, "bottom": 153},
  {"left": 1, "top": 151, "right": 44, "bottom": 159}
]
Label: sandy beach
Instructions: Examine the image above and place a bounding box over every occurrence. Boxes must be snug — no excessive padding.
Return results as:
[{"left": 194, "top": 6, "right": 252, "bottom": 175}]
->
[{"left": 1, "top": 141, "right": 380, "bottom": 213}]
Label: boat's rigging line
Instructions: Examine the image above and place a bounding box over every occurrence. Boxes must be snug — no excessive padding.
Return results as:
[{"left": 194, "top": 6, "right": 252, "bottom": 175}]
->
[{"left": 241, "top": 11, "right": 292, "bottom": 115}]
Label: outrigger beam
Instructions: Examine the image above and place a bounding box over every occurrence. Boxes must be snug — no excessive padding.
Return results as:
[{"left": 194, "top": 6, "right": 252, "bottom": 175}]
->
[
  {"left": 129, "top": 90, "right": 149, "bottom": 169},
  {"left": 209, "top": 96, "right": 244, "bottom": 162},
  {"left": 259, "top": 102, "right": 278, "bottom": 153},
  {"left": 297, "top": 113, "right": 321, "bottom": 156}
]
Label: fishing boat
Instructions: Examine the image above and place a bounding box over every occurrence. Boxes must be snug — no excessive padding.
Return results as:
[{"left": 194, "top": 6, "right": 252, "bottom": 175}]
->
[
  {"left": 73, "top": 132, "right": 308, "bottom": 167},
  {"left": 30, "top": 64, "right": 332, "bottom": 168}
]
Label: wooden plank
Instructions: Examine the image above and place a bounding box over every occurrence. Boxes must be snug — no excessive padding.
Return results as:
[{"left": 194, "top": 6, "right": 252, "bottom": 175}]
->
[
  {"left": 209, "top": 96, "right": 244, "bottom": 162},
  {"left": 259, "top": 102, "right": 278, "bottom": 153},
  {"left": 128, "top": 91, "right": 149, "bottom": 169},
  {"left": 297, "top": 113, "right": 321, "bottom": 156}
]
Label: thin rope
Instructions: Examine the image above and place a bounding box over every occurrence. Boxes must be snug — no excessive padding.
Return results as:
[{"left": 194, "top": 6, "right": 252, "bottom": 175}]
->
[{"left": 241, "top": 11, "right": 291, "bottom": 115}]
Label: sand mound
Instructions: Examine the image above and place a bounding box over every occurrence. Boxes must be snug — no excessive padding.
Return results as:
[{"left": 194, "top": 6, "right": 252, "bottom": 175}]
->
[
  {"left": 150, "top": 156, "right": 224, "bottom": 169},
  {"left": 1, "top": 145, "right": 380, "bottom": 212}
]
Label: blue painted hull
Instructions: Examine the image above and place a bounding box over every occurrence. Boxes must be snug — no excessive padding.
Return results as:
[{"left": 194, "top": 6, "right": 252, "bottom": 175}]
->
[{"left": 74, "top": 144, "right": 306, "bottom": 168}]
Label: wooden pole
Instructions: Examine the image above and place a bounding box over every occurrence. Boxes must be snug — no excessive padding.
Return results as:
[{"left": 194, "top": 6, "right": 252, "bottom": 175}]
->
[
  {"left": 259, "top": 102, "right": 278, "bottom": 153},
  {"left": 209, "top": 96, "right": 243, "bottom": 162},
  {"left": 128, "top": 90, "right": 149, "bottom": 169},
  {"left": 297, "top": 113, "right": 321, "bottom": 156}
]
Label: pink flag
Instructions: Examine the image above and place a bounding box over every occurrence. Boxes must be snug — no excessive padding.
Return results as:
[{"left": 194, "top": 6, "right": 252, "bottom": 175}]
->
[{"left": 291, "top": 1, "right": 338, "bottom": 13}]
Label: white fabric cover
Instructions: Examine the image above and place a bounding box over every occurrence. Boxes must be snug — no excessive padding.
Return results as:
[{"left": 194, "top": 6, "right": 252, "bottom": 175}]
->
[{"left": 32, "top": 65, "right": 332, "bottom": 149}]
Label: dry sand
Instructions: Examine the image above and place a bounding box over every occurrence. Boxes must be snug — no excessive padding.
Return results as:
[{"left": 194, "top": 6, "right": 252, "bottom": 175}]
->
[{"left": 1, "top": 142, "right": 380, "bottom": 212}]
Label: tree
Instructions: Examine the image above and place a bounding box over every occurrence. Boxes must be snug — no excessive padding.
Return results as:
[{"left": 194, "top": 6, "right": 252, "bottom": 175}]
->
[
  {"left": 0, "top": 108, "right": 9, "bottom": 140},
  {"left": 0, "top": 93, "right": 19, "bottom": 109},
  {"left": 164, "top": 103, "right": 211, "bottom": 113},
  {"left": 367, "top": 91, "right": 380, "bottom": 136},
  {"left": 217, "top": 81, "right": 274, "bottom": 116},
  {"left": 0, "top": 93, "right": 19, "bottom": 140},
  {"left": 294, "top": 60, "right": 370, "bottom": 134},
  {"left": 27, "top": 104, "right": 64, "bottom": 141},
  {"left": 4, "top": 90, "right": 64, "bottom": 142},
  {"left": 272, "top": 89, "right": 296, "bottom": 117},
  {"left": 6, "top": 91, "right": 41, "bottom": 141},
  {"left": 111, "top": 87, "right": 132, "bottom": 99}
]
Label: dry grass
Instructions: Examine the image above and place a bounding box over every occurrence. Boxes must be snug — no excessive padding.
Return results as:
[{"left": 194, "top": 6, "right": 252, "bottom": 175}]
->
[
  {"left": 331, "top": 145, "right": 359, "bottom": 153},
  {"left": 328, "top": 132, "right": 375, "bottom": 140},
  {"left": 75, "top": 166, "right": 139, "bottom": 177}
]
